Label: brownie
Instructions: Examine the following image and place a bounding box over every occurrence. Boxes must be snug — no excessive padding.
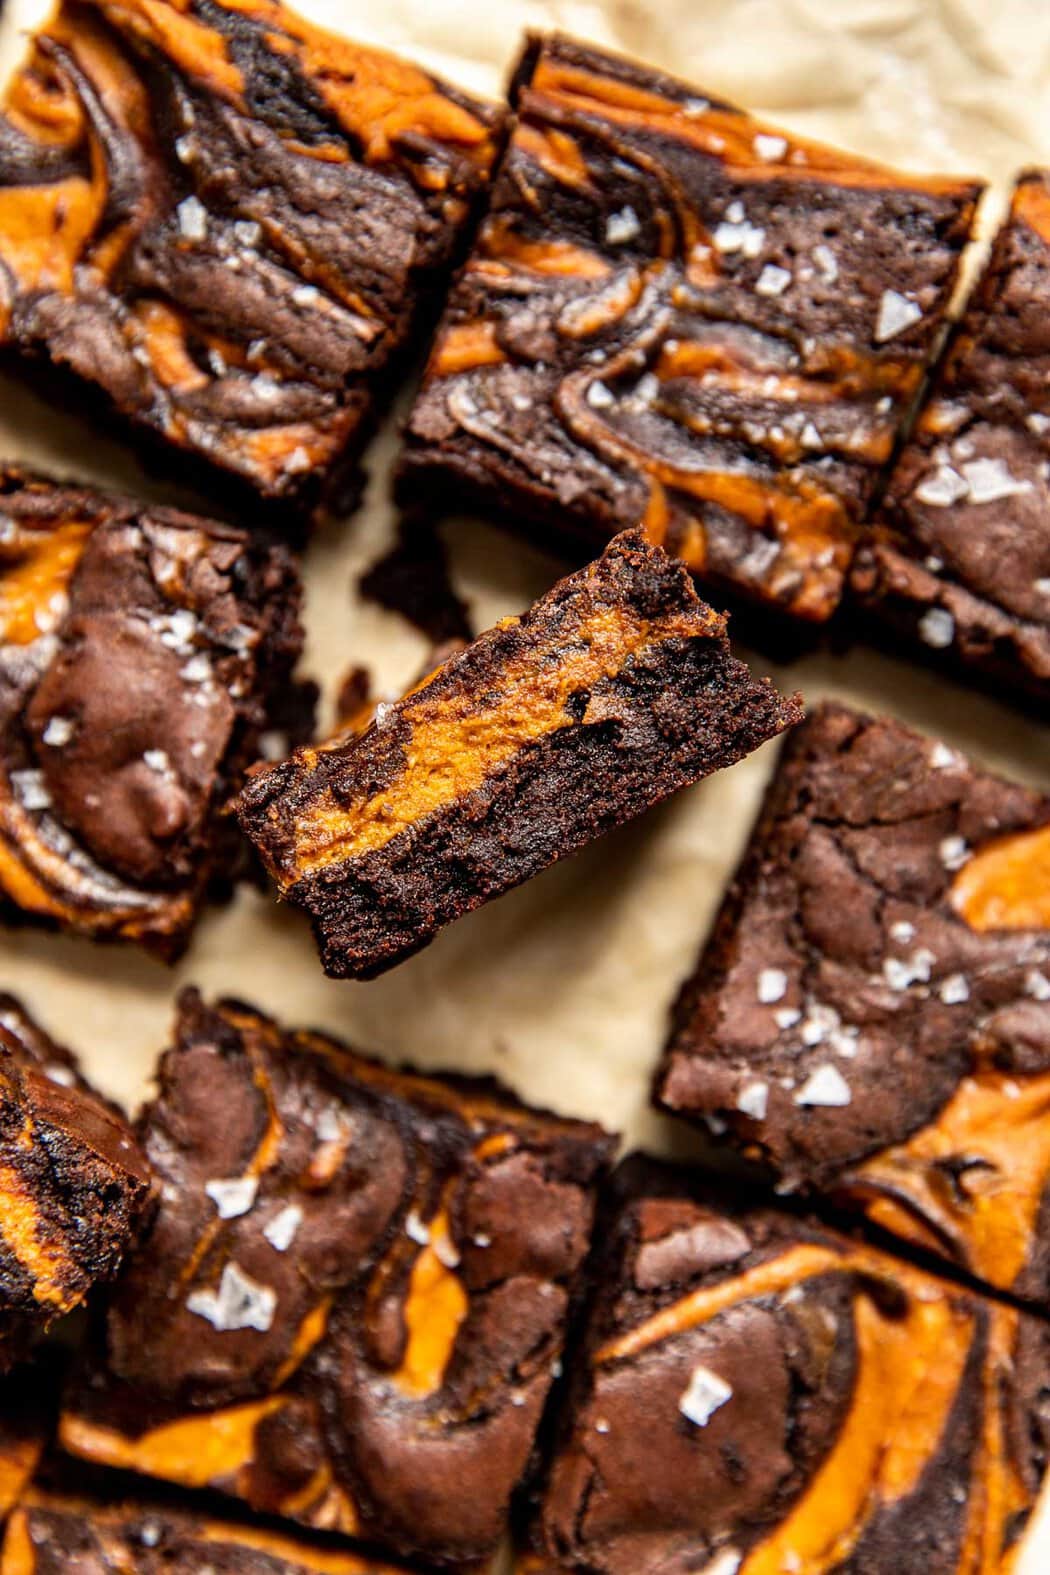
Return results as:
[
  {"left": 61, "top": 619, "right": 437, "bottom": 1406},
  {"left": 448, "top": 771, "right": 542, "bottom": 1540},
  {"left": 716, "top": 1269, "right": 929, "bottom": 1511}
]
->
[
  {"left": 0, "top": 467, "right": 304, "bottom": 957},
  {"left": 851, "top": 170, "right": 1050, "bottom": 706},
  {"left": 60, "top": 990, "right": 615, "bottom": 1570},
  {"left": 399, "top": 34, "right": 982, "bottom": 623},
  {"left": 522, "top": 1158, "right": 1050, "bottom": 1575},
  {"left": 656, "top": 702, "right": 1050, "bottom": 1305},
  {"left": 0, "top": 0, "right": 502, "bottom": 519},
  {"left": 1, "top": 1491, "right": 420, "bottom": 1573},
  {"left": 0, "top": 994, "right": 151, "bottom": 1369},
  {"left": 0, "top": 1359, "right": 63, "bottom": 1520},
  {"left": 236, "top": 530, "right": 801, "bottom": 979}
]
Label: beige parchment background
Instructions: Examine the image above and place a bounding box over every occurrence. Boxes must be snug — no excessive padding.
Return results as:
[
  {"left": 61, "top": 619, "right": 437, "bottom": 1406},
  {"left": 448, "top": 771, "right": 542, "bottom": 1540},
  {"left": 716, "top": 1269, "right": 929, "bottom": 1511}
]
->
[{"left": 2, "top": 0, "right": 1050, "bottom": 1561}]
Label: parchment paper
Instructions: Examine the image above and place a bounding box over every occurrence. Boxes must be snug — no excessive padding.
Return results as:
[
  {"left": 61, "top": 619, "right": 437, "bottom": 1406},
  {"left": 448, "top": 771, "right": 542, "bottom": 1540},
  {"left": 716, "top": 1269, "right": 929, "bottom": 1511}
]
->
[{"left": 2, "top": 0, "right": 1050, "bottom": 1562}]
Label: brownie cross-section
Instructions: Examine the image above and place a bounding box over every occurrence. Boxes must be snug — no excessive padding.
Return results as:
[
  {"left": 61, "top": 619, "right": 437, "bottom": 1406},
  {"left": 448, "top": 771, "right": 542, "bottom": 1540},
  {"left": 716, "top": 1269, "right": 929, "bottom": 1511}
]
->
[
  {"left": 0, "top": 993, "right": 151, "bottom": 1370},
  {"left": 235, "top": 529, "right": 801, "bottom": 980}
]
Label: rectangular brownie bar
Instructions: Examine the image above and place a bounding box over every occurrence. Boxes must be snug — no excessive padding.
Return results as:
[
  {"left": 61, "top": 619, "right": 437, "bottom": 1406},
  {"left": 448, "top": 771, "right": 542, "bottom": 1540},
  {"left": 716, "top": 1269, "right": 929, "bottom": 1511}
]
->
[
  {"left": 0, "top": 993, "right": 151, "bottom": 1369},
  {"left": 0, "top": 0, "right": 502, "bottom": 518},
  {"left": 400, "top": 34, "right": 982, "bottom": 623},
  {"left": 235, "top": 530, "right": 801, "bottom": 980},
  {"left": 656, "top": 702, "right": 1050, "bottom": 1305},
  {"left": 0, "top": 466, "right": 304, "bottom": 957},
  {"left": 851, "top": 170, "right": 1050, "bottom": 707},
  {"left": 1, "top": 1491, "right": 420, "bottom": 1573},
  {"left": 521, "top": 1157, "right": 1050, "bottom": 1574},
  {"left": 59, "top": 989, "right": 615, "bottom": 1571}
]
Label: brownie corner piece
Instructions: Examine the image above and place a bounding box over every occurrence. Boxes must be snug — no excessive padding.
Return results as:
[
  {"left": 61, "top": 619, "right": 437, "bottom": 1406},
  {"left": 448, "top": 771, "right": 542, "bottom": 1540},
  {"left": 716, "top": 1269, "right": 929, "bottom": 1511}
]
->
[
  {"left": 522, "top": 1156, "right": 1049, "bottom": 1574},
  {"left": 655, "top": 700, "right": 1050, "bottom": 1303},
  {"left": 0, "top": 0, "right": 503, "bottom": 517},
  {"left": 400, "top": 32, "right": 982, "bottom": 621},
  {"left": 0, "top": 466, "right": 305, "bottom": 956},
  {"left": 0, "top": 994, "right": 151, "bottom": 1370},
  {"left": 1, "top": 1490, "right": 426, "bottom": 1573},
  {"left": 59, "top": 989, "right": 614, "bottom": 1569},
  {"left": 851, "top": 167, "right": 1050, "bottom": 706},
  {"left": 235, "top": 529, "right": 802, "bottom": 979}
]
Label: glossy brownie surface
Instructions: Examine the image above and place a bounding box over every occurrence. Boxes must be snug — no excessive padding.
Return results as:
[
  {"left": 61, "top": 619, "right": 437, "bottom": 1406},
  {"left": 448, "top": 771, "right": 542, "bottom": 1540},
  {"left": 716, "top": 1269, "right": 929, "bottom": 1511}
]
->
[
  {"left": 402, "top": 34, "right": 981, "bottom": 621},
  {"left": 524, "top": 1159, "right": 1050, "bottom": 1574},
  {"left": 657, "top": 702, "right": 1050, "bottom": 1302},
  {"left": 0, "top": 0, "right": 502, "bottom": 513},
  {"left": 852, "top": 170, "right": 1050, "bottom": 704},
  {"left": 0, "top": 467, "right": 303, "bottom": 954},
  {"left": 61, "top": 990, "right": 614, "bottom": 1569}
]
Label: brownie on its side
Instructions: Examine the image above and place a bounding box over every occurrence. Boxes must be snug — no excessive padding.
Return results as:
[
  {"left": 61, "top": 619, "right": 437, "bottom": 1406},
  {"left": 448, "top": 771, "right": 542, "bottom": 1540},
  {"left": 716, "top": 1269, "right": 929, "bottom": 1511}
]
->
[
  {"left": 236, "top": 530, "right": 801, "bottom": 979},
  {"left": 0, "top": 1491, "right": 419, "bottom": 1573},
  {"left": 0, "top": 0, "right": 502, "bottom": 519},
  {"left": 60, "top": 990, "right": 615, "bottom": 1571},
  {"left": 0, "top": 994, "right": 151, "bottom": 1370},
  {"left": 522, "top": 1159, "right": 1050, "bottom": 1575},
  {"left": 400, "top": 34, "right": 982, "bottom": 623},
  {"left": 852, "top": 170, "right": 1050, "bottom": 706},
  {"left": 0, "top": 468, "right": 304, "bottom": 957},
  {"left": 656, "top": 702, "right": 1050, "bottom": 1304}
]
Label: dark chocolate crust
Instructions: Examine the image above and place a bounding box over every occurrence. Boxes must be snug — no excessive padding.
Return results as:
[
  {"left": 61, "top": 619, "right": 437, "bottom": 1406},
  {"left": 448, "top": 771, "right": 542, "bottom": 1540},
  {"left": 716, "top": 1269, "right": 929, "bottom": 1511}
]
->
[
  {"left": 0, "top": 466, "right": 304, "bottom": 957},
  {"left": 523, "top": 1158, "right": 1050, "bottom": 1575},
  {"left": 656, "top": 702, "right": 1050, "bottom": 1305},
  {"left": 851, "top": 170, "right": 1050, "bottom": 705},
  {"left": 0, "top": 1492, "right": 419, "bottom": 1573},
  {"left": 60, "top": 990, "right": 615, "bottom": 1570},
  {"left": 0, "top": 0, "right": 502, "bottom": 518},
  {"left": 0, "top": 1357, "right": 65, "bottom": 1518},
  {"left": 0, "top": 994, "right": 151, "bottom": 1370},
  {"left": 235, "top": 530, "right": 801, "bottom": 980},
  {"left": 399, "top": 33, "right": 981, "bottom": 622}
]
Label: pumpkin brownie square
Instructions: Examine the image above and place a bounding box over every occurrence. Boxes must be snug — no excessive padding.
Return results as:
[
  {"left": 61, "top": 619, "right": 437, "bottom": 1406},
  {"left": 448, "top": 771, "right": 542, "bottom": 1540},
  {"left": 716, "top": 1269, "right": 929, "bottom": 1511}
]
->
[
  {"left": 400, "top": 34, "right": 982, "bottom": 623},
  {"left": 60, "top": 990, "right": 614, "bottom": 1571},
  {"left": 0, "top": 0, "right": 502, "bottom": 518},
  {"left": 0, "top": 994, "right": 150, "bottom": 1370},
  {"left": 520, "top": 1158, "right": 1050, "bottom": 1575},
  {"left": 0, "top": 1490, "right": 424, "bottom": 1573},
  {"left": 656, "top": 701, "right": 1050, "bottom": 1305},
  {"left": 235, "top": 530, "right": 801, "bottom": 980},
  {"left": 0, "top": 467, "right": 304, "bottom": 957},
  {"left": 852, "top": 169, "right": 1050, "bottom": 707}
]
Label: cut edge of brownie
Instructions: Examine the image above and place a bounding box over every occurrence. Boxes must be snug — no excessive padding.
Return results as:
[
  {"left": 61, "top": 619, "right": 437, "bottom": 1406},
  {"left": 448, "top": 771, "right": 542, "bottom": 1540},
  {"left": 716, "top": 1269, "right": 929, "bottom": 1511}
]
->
[{"left": 236, "top": 530, "right": 802, "bottom": 979}]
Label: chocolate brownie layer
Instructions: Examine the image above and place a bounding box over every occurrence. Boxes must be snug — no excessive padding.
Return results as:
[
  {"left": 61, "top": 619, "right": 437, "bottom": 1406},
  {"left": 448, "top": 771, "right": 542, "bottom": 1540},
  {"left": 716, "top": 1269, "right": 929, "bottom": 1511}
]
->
[
  {"left": 852, "top": 170, "right": 1050, "bottom": 706},
  {"left": 0, "top": 994, "right": 151, "bottom": 1369},
  {"left": 0, "top": 1491, "right": 419, "bottom": 1573},
  {"left": 0, "top": 1359, "right": 64, "bottom": 1519},
  {"left": 657, "top": 702, "right": 1050, "bottom": 1304},
  {"left": 60, "top": 990, "right": 614, "bottom": 1570},
  {"left": 522, "top": 1159, "right": 1050, "bottom": 1575},
  {"left": 400, "top": 34, "right": 981, "bottom": 622},
  {"left": 0, "top": 0, "right": 502, "bottom": 517},
  {"left": 0, "top": 467, "right": 304, "bottom": 956},
  {"left": 236, "top": 530, "right": 801, "bottom": 979}
]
